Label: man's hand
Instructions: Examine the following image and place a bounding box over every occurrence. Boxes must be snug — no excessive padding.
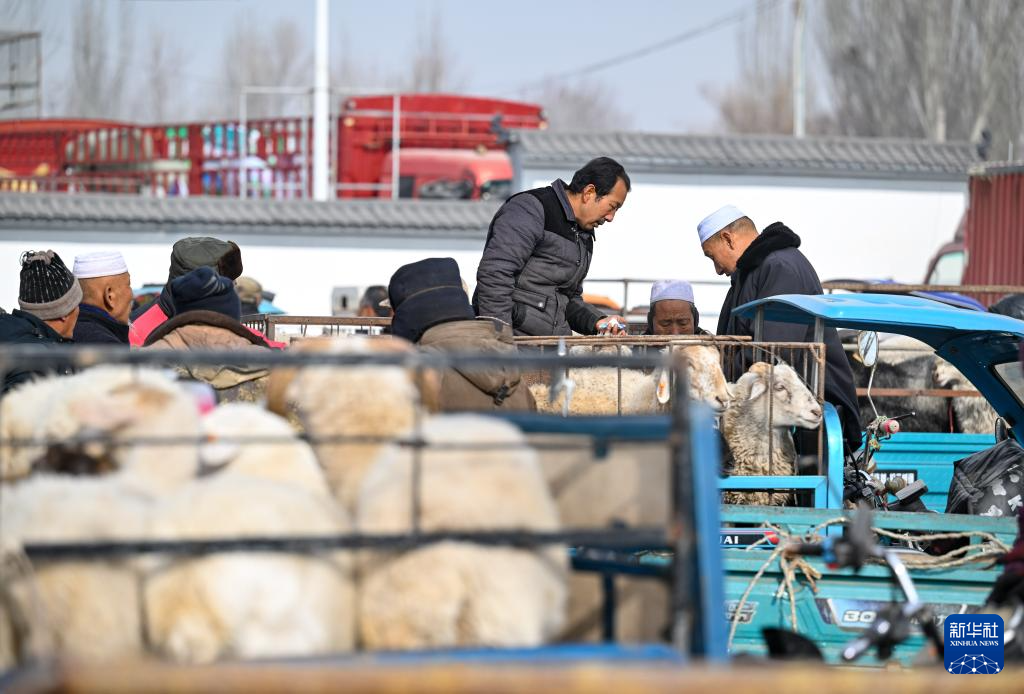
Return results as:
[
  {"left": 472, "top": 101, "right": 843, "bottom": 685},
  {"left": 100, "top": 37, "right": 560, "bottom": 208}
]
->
[{"left": 595, "top": 315, "right": 628, "bottom": 336}]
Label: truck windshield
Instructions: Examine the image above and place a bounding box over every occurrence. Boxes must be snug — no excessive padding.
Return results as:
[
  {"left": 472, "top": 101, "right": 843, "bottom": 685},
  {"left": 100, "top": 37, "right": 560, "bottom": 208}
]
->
[
  {"left": 994, "top": 360, "right": 1024, "bottom": 406},
  {"left": 928, "top": 250, "right": 966, "bottom": 284},
  {"left": 480, "top": 179, "right": 512, "bottom": 201}
]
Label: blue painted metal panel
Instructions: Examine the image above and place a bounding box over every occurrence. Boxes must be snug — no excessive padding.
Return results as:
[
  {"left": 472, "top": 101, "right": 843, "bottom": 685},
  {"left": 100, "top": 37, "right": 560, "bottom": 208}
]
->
[
  {"left": 689, "top": 402, "right": 728, "bottom": 661},
  {"left": 823, "top": 403, "right": 844, "bottom": 510},
  {"left": 870, "top": 432, "right": 996, "bottom": 511},
  {"left": 717, "top": 507, "right": 1017, "bottom": 666}
]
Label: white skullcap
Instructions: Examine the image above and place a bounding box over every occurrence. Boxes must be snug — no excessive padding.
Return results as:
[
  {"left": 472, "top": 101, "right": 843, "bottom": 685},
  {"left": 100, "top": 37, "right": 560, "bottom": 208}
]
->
[
  {"left": 697, "top": 204, "right": 746, "bottom": 244},
  {"left": 650, "top": 280, "right": 695, "bottom": 305},
  {"left": 73, "top": 251, "right": 129, "bottom": 279}
]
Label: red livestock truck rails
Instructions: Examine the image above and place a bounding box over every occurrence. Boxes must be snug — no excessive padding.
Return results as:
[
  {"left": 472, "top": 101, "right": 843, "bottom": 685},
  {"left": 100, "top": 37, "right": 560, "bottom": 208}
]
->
[{"left": 0, "top": 94, "right": 546, "bottom": 200}]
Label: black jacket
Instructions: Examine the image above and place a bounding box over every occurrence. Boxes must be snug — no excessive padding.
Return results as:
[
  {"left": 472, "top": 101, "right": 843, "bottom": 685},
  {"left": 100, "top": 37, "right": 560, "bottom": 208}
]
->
[
  {"left": 473, "top": 180, "right": 605, "bottom": 336},
  {"left": 0, "top": 309, "right": 75, "bottom": 394},
  {"left": 73, "top": 304, "right": 129, "bottom": 345},
  {"left": 717, "top": 223, "right": 862, "bottom": 451}
]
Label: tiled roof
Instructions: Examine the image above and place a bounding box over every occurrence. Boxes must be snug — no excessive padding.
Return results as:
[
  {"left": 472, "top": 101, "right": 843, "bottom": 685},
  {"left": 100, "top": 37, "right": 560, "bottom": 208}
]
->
[
  {"left": 0, "top": 194, "right": 499, "bottom": 238},
  {"left": 511, "top": 130, "right": 981, "bottom": 180}
]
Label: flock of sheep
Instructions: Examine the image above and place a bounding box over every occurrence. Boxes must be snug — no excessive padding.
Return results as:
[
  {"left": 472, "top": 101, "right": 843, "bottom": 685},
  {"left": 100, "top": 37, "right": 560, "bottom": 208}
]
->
[{"left": 0, "top": 335, "right": 825, "bottom": 668}]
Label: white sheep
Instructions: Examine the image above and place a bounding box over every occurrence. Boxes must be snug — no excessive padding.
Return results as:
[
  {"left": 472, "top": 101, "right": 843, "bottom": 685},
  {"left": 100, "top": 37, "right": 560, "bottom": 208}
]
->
[
  {"left": 357, "top": 414, "right": 567, "bottom": 650},
  {"left": 720, "top": 362, "right": 823, "bottom": 506},
  {"left": 136, "top": 398, "right": 355, "bottom": 664},
  {"left": 268, "top": 334, "right": 567, "bottom": 650},
  {"left": 0, "top": 475, "right": 152, "bottom": 666},
  {"left": 1, "top": 367, "right": 202, "bottom": 492},
  {"left": 0, "top": 370, "right": 206, "bottom": 667},
  {"left": 267, "top": 336, "right": 422, "bottom": 511},
  {"left": 530, "top": 343, "right": 731, "bottom": 415},
  {"left": 142, "top": 474, "right": 355, "bottom": 664}
]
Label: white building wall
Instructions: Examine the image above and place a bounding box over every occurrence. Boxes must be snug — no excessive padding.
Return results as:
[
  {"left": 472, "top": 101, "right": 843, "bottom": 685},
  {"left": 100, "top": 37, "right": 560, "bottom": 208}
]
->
[{"left": 524, "top": 169, "right": 967, "bottom": 324}]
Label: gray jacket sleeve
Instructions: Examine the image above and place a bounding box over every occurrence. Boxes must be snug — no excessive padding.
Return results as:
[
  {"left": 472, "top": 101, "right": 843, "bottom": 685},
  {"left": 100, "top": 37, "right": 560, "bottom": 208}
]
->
[{"left": 474, "top": 196, "right": 545, "bottom": 325}]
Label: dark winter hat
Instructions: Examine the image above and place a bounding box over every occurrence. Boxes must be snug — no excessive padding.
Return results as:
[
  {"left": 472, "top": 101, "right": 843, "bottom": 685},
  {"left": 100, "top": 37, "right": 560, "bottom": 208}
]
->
[
  {"left": 18, "top": 250, "right": 83, "bottom": 320},
  {"left": 388, "top": 257, "right": 474, "bottom": 343},
  {"left": 167, "top": 237, "right": 243, "bottom": 283},
  {"left": 169, "top": 266, "right": 241, "bottom": 321}
]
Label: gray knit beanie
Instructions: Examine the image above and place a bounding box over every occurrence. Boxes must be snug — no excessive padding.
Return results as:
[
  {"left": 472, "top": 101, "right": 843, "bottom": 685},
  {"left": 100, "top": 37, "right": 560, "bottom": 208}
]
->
[{"left": 18, "top": 250, "right": 83, "bottom": 320}]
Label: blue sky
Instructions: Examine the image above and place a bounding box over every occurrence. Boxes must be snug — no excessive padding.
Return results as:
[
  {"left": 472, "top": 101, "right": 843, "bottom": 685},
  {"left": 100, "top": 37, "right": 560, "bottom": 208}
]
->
[{"left": 29, "top": 0, "right": 758, "bottom": 132}]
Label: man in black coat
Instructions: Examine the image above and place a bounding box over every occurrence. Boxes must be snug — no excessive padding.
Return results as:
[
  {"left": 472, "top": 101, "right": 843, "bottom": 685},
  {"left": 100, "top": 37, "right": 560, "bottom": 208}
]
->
[
  {"left": 72, "top": 251, "right": 133, "bottom": 345},
  {"left": 699, "top": 205, "right": 862, "bottom": 452},
  {"left": 0, "top": 250, "right": 80, "bottom": 393},
  {"left": 473, "top": 157, "right": 630, "bottom": 336}
]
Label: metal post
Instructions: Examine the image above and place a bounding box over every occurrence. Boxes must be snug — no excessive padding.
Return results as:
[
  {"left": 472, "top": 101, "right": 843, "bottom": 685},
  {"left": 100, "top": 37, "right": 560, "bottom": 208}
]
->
[
  {"left": 391, "top": 94, "right": 401, "bottom": 199},
  {"left": 812, "top": 317, "right": 824, "bottom": 396},
  {"left": 238, "top": 93, "right": 247, "bottom": 199},
  {"left": 753, "top": 306, "right": 765, "bottom": 341},
  {"left": 312, "top": 0, "right": 330, "bottom": 201},
  {"left": 792, "top": 0, "right": 807, "bottom": 138},
  {"left": 670, "top": 356, "right": 695, "bottom": 657}
]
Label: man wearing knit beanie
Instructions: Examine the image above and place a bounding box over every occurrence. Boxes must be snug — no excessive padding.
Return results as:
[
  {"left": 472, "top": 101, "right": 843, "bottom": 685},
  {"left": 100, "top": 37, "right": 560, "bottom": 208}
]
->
[{"left": 0, "top": 250, "right": 80, "bottom": 393}]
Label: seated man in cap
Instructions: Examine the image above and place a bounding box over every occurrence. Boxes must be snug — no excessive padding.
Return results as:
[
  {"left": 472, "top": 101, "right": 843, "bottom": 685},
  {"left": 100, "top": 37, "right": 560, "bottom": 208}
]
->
[
  {"left": 697, "top": 204, "right": 861, "bottom": 452},
  {"left": 646, "top": 279, "right": 707, "bottom": 336},
  {"left": 0, "top": 250, "right": 81, "bottom": 393},
  {"left": 72, "top": 251, "right": 133, "bottom": 345},
  {"left": 389, "top": 257, "right": 534, "bottom": 412},
  {"left": 144, "top": 266, "right": 272, "bottom": 402}
]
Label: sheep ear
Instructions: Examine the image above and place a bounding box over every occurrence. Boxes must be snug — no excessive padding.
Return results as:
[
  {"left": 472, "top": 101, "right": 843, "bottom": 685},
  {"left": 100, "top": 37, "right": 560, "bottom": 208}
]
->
[
  {"left": 656, "top": 369, "right": 671, "bottom": 404},
  {"left": 199, "top": 437, "right": 239, "bottom": 471},
  {"left": 747, "top": 379, "right": 767, "bottom": 402}
]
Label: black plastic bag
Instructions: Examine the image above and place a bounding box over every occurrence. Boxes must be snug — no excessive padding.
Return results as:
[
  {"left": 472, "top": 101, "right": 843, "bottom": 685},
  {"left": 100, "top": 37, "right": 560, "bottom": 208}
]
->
[{"left": 945, "top": 438, "right": 1024, "bottom": 517}]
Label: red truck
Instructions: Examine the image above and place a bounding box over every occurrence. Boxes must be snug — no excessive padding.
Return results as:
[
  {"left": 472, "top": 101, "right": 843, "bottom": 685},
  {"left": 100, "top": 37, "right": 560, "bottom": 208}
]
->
[
  {"left": 925, "top": 163, "right": 1024, "bottom": 306},
  {"left": 0, "top": 94, "right": 546, "bottom": 200}
]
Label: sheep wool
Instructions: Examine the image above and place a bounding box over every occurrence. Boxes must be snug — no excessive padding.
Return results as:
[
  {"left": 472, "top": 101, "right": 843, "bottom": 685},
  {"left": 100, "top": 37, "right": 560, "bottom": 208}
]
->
[
  {"left": 720, "top": 362, "right": 823, "bottom": 506},
  {"left": 0, "top": 475, "right": 152, "bottom": 665},
  {"left": 356, "top": 414, "right": 567, "bottom": 650},
  {"left": 143, "top": 475, "right": 355, "bottom": 664}
]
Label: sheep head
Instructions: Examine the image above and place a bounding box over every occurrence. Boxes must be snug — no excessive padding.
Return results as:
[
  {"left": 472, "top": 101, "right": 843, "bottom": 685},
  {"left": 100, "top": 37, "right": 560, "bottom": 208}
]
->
[
  {"left": 658, "top": 345, "right": 731, "bottom": 414},
  {"left": 734, "top": 362, "right": 822, "bottom": 430}
]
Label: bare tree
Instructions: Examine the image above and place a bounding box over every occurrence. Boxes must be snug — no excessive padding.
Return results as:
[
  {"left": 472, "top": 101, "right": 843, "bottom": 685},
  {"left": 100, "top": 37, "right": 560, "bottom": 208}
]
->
[
  {"left": 701, "top": 1, "right": 831, "bottom": 135},
  {"left": 133, "top": 24, "right": 188, "bottom": 123},
  {"left": 205, "top": 16, "right": 311, "bottom": 120},
  {"left": 405, "top": 7, "right": 465, "bottom": 93},
  {"left": 819, "top": 0, "right": 1024, "bottom": 154},
  {"left": 532, "top": 79, "right": 634, "bottom": 132},
  {"left": 65, "top": 0, "right": 134, "bottom": 119}
]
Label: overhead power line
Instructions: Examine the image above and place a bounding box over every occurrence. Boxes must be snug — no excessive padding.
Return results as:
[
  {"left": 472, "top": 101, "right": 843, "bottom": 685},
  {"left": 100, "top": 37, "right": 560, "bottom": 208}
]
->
[{"left": 485, "top": 3, "right": 772, "bottom": 94}]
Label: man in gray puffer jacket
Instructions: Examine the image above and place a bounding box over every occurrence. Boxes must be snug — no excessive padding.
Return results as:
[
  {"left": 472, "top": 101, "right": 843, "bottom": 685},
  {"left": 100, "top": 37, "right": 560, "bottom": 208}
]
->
[{"left": 473, "top": 157, "right": 630, "bottom": 336}]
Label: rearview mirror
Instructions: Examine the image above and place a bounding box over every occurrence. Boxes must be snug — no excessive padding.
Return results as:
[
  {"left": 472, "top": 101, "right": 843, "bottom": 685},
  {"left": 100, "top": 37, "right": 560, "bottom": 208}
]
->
[{"left": 857, "top": 331, "right": 879, "bottom": 369}]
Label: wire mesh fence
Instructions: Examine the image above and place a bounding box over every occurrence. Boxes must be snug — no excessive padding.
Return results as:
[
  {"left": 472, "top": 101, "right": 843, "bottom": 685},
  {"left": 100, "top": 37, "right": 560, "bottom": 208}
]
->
[{"left": 0, "top": 342, "right": 713, "bottom": 661}]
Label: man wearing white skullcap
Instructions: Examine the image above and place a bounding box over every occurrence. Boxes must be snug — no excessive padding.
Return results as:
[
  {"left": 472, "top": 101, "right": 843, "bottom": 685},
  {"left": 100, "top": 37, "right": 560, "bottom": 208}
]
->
[
  {"left": 72, "top": 250, "right": 133, "bottom": 344},
  {"left": 646, "top": 279, "right": 705, "bottom": 336},
  {"left": 696, "top": 205, "right": 862, "bottom": 453}
]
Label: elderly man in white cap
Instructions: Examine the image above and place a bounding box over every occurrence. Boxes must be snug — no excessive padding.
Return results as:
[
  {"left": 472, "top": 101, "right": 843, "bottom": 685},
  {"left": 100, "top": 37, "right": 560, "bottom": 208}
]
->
[
  {"left": 72, "top": 250, "right": 133, "bottom": 345},
  {"left": 697, "top": 205, "right": 862, "bottom": 453},
  {"left": 646, "top": 279, "right": 705, "bottom": 336}
]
